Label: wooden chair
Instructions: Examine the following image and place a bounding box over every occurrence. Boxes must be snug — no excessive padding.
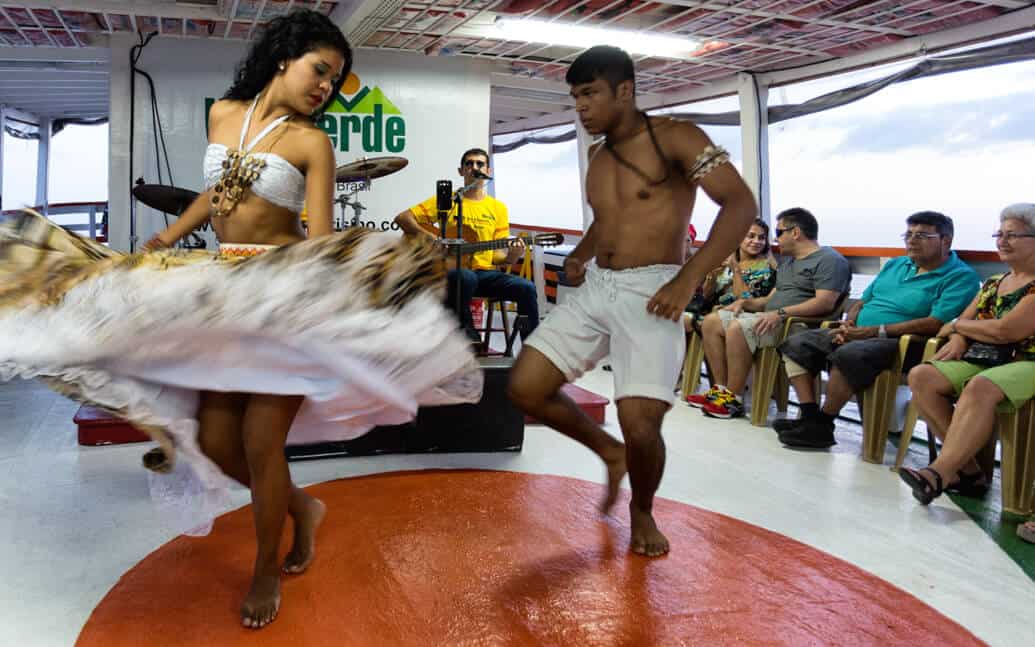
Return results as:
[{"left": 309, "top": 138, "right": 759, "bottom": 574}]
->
[
  {"left": 996, "top": 399, "right": 1035, "bottom": 516},
  {"left": 679, "top": 314, "right": 706, "bottom": 400},
  {"left": 476, "top": 243, "right": 534, "bottom": 358},
  {"left": 477, "top": 298, "right": 515, "bottom": 357},
  {"left": 898, "top": 337, "right": 1035, "bottom": 516},
  {"left": 896, "top": 337, "right": 948, "bottom": 470},
  {"left": 858, "top": 334, "right": 928, "bottom": 464}
]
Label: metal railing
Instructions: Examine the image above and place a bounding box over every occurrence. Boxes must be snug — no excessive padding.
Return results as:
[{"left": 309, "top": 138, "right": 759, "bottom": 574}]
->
[{"left": 1, "top": 201, "right": 108, "bottom": 241}]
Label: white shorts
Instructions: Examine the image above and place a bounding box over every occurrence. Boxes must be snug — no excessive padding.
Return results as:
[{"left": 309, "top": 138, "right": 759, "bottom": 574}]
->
[{"left": 525, "top": 261, "right": 684, "bottom": 404}]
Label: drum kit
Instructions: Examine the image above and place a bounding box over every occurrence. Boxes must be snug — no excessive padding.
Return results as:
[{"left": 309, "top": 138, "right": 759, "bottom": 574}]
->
[
  {"left": 131, "top": 156, "right": 409, "bottom": 245},
  {"left": 331, "top": 155, "right": 407, "bottom": 230}
]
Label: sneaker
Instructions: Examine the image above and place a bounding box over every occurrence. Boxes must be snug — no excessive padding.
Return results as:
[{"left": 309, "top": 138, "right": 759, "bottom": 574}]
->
[
  {"left": 686, "top": 385, "right": 723, "bottom": 408},
  {"left": 778, "top": 418, "right": 836, "bottom": 448},
  {"left": 702, "top": 391, "right": 745, "bottom": 419}
]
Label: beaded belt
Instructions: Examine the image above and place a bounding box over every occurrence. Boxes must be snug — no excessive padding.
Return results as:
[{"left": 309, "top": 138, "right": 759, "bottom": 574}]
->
[{"left": 218, "top": 243, "right": 278, "bottom": 258}]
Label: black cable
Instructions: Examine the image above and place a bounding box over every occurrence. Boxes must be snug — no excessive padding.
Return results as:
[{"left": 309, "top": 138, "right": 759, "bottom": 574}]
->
[{"left": 130, "top": 32, "right": 177, "bottom": 230}]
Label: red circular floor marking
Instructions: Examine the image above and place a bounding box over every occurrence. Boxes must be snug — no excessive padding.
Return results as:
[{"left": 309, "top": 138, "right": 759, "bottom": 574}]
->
[{"left": 77, "top": 470, "right": 984, "bottom": 646}]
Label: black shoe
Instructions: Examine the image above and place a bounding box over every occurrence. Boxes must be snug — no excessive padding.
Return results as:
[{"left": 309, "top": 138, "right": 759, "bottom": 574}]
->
[
  {"left": 945, "top": 469, "right": 990, "bottom": 498},
  {"left": 772, "top": 417, "right": 801, "bottom": 433},
  {"left": 779, "top": 418, "right": 836, "bottom": 449}
]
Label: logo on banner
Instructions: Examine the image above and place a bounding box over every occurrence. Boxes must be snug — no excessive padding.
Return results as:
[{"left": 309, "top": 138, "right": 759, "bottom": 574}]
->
[{"left": 319, "top": 72, "right": 406, "bottom": 154}]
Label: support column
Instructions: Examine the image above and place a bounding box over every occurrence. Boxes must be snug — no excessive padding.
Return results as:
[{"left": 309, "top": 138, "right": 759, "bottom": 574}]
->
[
  {"left": 0, "top": 105, "right": 5, "bottom": 211},
  {"left": 574, "top": 116, "right": 594, "bottom": 232},
  {"left": 35, "top": 117, "right": 51, "bottom": 213},
  {"left": 737, "top": 72, "right": 770, "bottom": 225},
  {"left": 108, "top": 34, "right": 133, "bottom": 251}
]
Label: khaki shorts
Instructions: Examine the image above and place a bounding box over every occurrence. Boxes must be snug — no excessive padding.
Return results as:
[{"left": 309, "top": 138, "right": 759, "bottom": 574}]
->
[
  {"left": 717, "top": 309, "right": 781, "bottom": 354},
  {"left": 929, "top": 359, "right": 1035, "bottom": 412}
]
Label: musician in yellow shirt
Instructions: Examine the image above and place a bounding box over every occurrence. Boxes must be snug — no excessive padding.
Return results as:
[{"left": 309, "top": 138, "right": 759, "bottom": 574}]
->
[{"left": 395, "top": 148, "right": 539, "bottom": 342}]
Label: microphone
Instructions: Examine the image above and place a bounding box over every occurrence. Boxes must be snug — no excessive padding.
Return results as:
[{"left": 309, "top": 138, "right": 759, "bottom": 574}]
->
[
  {"left": 472, "top": 170, "right": 494, "bottom": 181},
  {"left": 436, "top": 180, "right": 453, "bottom": 212}
]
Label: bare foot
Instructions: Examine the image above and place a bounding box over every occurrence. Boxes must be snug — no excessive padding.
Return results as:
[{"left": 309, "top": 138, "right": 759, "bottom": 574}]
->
[
  {"left": 283, "top": 494, "right": 326, "bottom": 574},
  {"left": 599, "top": 445, "right": 627, "bottom": 514},
  {"left": 241, "top": 574, "right": 280, "bottom": 629},
  {"left": 629, "top": 503, "right": 669, "bottom": 557}
]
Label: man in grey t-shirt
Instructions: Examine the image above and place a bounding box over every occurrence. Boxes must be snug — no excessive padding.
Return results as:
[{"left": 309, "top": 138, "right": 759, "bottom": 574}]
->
[{"left": 686, "top": 208, "right": 851, "bottom": 419}]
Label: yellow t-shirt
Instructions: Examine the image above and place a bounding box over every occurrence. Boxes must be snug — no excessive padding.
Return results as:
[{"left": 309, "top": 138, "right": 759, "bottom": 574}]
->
[{"left": 410, "top": 195, "right": 509, "bottom": 271}]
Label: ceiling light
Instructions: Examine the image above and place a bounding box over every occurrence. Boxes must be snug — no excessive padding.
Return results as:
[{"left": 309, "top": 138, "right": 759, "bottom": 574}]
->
[{"left": 494, "top": 18, "right": 699, "bottom": 60}]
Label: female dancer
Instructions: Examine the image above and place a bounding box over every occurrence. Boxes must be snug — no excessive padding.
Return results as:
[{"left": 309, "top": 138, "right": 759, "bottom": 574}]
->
[{"left": 0, "top": 9, "right": 480, "bottom": 629}]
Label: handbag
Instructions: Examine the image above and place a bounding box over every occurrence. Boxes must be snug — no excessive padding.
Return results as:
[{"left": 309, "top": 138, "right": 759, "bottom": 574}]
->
[{"left": 961, "top": 342, "right": 1017, "bottom": 367}]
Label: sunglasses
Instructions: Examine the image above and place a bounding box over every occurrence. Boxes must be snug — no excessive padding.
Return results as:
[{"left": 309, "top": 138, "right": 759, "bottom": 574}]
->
[{"left": 774, "top": 225, "right": 798, "bottom": 238}]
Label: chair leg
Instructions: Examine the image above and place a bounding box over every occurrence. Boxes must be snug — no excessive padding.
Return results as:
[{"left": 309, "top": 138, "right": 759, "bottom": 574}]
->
[
  {"left": 997, "top": 401, "right": 1035, "bottom": 516},
  {"left": 680, "top": 330, "right": 704, "bottom": 400},
  {"left": 860, "top": 371, "right": 896, "bottom": 464},
  {"left": 504, "top": 315, "right": 524, "bottom": 358},
  {"left": 498, "top": 299, "right": 511, "bottom": 346},
  {"left": 775, "top": 370, "right": 789, "bottom": 413},
  {"left": 750, "top": 347, "right": 779, "bottom": 427},
  {"left": 894, "top": 399, "right": 922, "bottom": 470}
]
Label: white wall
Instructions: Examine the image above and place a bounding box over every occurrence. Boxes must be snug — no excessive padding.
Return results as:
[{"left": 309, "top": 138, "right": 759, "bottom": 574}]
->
[{"left": 108, "top": 37, "right": 492, "bottom": 251}]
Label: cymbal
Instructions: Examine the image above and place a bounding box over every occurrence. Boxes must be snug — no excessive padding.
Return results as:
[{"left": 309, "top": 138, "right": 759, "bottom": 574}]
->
[
  {"left": 133, "top": 184, "right": 199, "bottom": 215},
  {"left": 335, "top": 156, "right": 408, "bottom": 182}
]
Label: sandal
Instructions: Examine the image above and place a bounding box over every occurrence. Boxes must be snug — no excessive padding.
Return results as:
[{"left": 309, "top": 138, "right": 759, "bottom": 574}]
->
[
  {"left": 899, "top": 467, "right": 944, "bottom": 505},
  {"left": 1018, "top": 521, "right": 1035, "bottom": 544},
  {"left": 946, "top": 469, "right": 990, "bottom": 498}
]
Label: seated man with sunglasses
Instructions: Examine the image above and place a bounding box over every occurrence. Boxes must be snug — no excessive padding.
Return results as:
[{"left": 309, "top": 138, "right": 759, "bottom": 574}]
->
[
  {"left": 689, "top": 208, "right": 851, "bottom": 419},
  {"left": 776, "top": 211, "right": 979, "bottom": 448},
  {"left": 395, "top": 148, "right": 538, "bottom": 343}
]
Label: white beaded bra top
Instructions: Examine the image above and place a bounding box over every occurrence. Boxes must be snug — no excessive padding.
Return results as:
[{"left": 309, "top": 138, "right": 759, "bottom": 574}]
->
[{"left": 203, "top": 96, "right": 306, "bottom": 216}]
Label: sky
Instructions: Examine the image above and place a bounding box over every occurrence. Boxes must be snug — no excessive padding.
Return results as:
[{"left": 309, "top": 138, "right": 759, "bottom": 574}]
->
[
  {"left": 492, "top": 49, "right": 1035, "bottom": 252},
  {"left": 2, "top": 123, "right": 109, "bottom": 211}
]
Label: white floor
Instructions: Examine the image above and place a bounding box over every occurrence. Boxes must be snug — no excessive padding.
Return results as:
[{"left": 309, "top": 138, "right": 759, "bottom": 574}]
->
[{"left": 0, "top": 368, "right": 1032, "bottom": 647}]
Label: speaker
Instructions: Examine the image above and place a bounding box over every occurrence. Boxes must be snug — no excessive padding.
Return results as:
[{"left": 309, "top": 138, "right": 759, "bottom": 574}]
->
[
  {"left": 408, "top": 356, "right": 524, "bottom": 453},
  {"left": 286, "top": 357, "right": 523, "bottom": 461}
]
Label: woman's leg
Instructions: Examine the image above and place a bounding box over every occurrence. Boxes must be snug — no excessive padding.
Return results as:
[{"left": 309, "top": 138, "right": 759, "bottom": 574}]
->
[
  {"left": 928, "top": 376, "right": 1004, "bottom": 484},
  {"left": 201, "top": 393, "right": 324, "bottom": 629},
  {"left": 197, "top": 392, "right": 325, "bottom": 576},
  {"left": 907, "top": 364, "right": 956, "bottom": 442},
  {"left": 196, "top": 391, "right": 250, "bottom": 483}
]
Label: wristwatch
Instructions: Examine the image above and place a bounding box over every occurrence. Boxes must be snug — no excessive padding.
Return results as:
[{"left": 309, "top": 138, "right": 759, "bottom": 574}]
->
[
  {"left": 777, "top": 307, "right": 787, "bottom": 318},
  {"left": 949, "top": 318, "right": 959, "bottom": 334},
  {"left": 878, "top": 324, "right": 887, "bottom": 339}
]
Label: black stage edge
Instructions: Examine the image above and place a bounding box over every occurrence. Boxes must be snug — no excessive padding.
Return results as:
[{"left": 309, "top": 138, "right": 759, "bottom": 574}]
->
[{"left": 286, "top": 357, "right": 523, "bottom": 461}]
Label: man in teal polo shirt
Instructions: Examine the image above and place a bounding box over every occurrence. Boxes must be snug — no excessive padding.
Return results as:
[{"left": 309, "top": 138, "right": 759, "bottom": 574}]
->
[{"left": 775, "top": 211, "right": 979, "bottom": 448}]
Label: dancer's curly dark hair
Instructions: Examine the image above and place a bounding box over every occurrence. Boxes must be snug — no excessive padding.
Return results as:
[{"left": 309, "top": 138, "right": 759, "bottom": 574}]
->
[{"left": 223, "top": 9, "right": 352, "bottom": 120}]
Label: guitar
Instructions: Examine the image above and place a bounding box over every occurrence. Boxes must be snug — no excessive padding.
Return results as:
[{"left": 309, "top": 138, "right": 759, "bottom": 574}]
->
[{"left": 418, "top": 222, "right": 564, "bottom": 269}]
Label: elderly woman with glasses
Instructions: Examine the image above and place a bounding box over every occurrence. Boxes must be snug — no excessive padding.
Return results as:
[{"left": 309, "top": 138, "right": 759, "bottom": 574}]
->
[{"left": 901, "top": 203, "right": 1035, "bottom": 505}]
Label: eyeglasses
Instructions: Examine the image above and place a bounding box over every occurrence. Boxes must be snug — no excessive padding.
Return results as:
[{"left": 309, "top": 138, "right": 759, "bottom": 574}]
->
[
  {"left": 774, "top": 225, "right": 797, "bottom": 238},
  {"left": 901, "top": 232, "right": 941, "bottom": 241},
  {"left": 992, "top": 231, "right": 1035, "bottom": 242}
]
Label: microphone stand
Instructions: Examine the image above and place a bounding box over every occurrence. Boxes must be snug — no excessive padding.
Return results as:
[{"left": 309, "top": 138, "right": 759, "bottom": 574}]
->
[{"left": 451, "top": 177, "right": 485, "bottom": 324}]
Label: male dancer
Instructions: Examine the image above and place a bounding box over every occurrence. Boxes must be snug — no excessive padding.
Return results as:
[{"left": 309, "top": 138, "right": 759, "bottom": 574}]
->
[{"left": 508, "top": 46, "right": 757, "bottom": 556}]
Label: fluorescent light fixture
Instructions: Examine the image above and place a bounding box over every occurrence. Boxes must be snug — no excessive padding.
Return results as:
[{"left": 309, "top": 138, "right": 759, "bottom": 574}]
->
[{"left": 494, "top": 17, "right": 699, "bottom": 59}]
